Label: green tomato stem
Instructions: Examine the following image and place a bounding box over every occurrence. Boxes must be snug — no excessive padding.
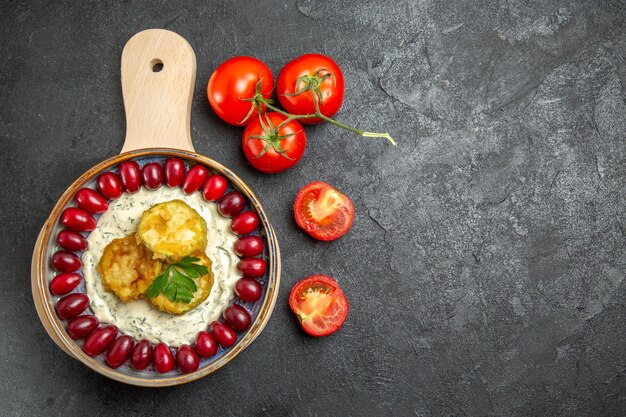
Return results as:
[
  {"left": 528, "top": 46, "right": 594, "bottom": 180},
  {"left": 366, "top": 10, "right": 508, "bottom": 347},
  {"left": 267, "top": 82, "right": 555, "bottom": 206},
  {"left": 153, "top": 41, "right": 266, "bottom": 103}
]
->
[{"left": 258, "top": 98, "right": 396, "bottom": 146}]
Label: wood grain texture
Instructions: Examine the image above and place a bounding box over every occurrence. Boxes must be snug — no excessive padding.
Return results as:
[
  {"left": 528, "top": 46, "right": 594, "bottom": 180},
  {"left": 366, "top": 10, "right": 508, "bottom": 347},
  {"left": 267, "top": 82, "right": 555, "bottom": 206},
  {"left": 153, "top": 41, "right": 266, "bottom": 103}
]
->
[{"left": 121, "top": 29, "right": 195, "bottom": 152}]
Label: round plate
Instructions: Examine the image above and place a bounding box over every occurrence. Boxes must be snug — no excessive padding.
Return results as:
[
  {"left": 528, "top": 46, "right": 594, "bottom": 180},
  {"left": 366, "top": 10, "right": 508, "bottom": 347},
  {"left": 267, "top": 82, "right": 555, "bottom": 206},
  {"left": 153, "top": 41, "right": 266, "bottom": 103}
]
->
[{"left": 32, "top": 148, "right": 280, "bottom": 386}]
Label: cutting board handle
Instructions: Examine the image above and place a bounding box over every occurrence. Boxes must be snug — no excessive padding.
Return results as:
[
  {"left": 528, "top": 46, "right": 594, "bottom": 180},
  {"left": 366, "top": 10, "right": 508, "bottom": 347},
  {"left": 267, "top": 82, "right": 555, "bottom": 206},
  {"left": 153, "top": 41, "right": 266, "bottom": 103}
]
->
[{"left": 120, "top": 29, "right": 196, "bottom": 153}]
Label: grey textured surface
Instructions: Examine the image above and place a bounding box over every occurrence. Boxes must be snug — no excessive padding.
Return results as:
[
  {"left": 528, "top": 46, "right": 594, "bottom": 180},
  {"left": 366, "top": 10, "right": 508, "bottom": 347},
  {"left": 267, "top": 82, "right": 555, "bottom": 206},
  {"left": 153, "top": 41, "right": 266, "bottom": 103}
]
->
[{"left": 1, "top": 0, "right": 625, "bottom": 416}]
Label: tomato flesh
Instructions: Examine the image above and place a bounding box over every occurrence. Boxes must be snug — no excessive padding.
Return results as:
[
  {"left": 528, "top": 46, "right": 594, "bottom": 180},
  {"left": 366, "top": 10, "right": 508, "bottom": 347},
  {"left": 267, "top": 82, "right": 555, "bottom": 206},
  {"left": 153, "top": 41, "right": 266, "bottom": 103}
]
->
[
  {"left": 289, "top": 274, "right": 348, "bottom": 337},
  {"left": 294, "top": 181, "right": 354, "bottom": 241}
]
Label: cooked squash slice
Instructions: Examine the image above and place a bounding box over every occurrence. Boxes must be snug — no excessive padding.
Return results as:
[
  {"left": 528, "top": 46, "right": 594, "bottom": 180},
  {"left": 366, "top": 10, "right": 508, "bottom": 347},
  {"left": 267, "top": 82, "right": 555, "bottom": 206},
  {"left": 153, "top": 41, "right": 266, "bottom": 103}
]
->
[
  {"left": 98, "top": 235, "right": 162, "bottom": 302},
  {"left": 137, "top": 199, "right": 207, "bottom": 262},
  {"left": 148, "top": 252, "right": 214, "bottom": 314}
]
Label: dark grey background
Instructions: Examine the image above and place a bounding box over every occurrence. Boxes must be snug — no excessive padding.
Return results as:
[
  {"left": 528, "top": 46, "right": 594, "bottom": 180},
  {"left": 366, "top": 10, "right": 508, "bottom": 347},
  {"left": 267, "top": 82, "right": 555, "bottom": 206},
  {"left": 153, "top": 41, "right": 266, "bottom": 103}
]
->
[{"left": 1, "top": 1, "right": 625, "bottom": 416}]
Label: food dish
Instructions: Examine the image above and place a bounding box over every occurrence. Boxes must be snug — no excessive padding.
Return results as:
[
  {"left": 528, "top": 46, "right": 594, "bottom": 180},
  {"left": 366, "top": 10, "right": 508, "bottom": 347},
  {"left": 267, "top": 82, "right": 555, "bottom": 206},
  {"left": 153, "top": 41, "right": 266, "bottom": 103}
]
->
[
  {"left": 83, "top": 183, "right": 244, "bottom": 345},
  {"left": 66, "top": 156, "right": 261, "bottom": 353},
  {"left": 34, "top": 151, "right": 280, "bottom": 386}
]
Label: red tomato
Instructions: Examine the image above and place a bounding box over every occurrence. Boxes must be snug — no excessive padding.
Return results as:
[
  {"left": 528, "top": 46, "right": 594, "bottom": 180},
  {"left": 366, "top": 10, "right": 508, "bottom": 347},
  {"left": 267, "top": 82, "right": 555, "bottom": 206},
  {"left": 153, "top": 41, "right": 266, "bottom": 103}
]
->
[
  {"left": 242, "top": 112, "right": 306, "bottom": 174},
  {"left": 289, "top": 274, "right": 348, "bottom": 337},
  {"left": 276, "top": 54, "right": 344, "bottom": 124},
  {"left": 207, "top": 56, "right": 274, "bottom": 126},
  {"left": 293, "top": 181, "right": 354, "bottom": 241}
]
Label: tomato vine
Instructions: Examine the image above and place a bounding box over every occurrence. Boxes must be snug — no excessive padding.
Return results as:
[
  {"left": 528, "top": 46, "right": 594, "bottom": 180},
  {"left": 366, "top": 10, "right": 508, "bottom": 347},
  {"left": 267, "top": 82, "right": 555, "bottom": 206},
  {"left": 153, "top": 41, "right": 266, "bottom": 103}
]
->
[{"left": 241, "top": 79, "right": 396, "bottom": 146}]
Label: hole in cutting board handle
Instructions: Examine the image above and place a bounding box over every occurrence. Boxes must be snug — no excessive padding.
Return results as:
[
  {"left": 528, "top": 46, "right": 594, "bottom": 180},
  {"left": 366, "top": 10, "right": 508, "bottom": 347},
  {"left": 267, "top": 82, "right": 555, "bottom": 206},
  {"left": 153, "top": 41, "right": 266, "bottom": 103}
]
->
[{"left": 151, "top": 59, "right": 163, "bottom": 72}]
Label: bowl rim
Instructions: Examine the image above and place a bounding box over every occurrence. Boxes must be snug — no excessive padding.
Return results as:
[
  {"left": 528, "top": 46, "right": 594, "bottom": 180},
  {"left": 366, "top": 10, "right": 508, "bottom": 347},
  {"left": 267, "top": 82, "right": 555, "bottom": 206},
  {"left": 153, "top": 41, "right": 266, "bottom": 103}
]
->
[{"left": 33, "top": 148, "right": 281, "bottom": 387}]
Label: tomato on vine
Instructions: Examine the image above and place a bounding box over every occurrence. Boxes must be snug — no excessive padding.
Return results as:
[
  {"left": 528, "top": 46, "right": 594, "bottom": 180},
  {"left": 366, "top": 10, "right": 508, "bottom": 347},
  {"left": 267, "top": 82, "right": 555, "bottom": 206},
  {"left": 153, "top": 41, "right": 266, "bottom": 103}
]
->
[
  {"left": 242, "top": 112, "right": 306, "bottom": 174},
  {"left": 207, "top": 55, "right": 395, "bottom": 145},
  {"left": 207, "top": 56, "right": 274, "bottom": 126},
  {"left": 276, "top": 54, "right": 345, "bottom": 124}
]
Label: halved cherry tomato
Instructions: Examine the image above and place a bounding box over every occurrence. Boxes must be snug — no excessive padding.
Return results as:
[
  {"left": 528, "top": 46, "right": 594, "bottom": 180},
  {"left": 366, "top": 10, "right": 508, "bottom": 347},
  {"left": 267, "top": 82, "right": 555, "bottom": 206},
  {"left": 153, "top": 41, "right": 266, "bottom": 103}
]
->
[
  {"left": 293, "top": 181, "right": 354, "bottom": 241},
  {"left": 242, "top": 112, "right": 306, "bottom": 174},
  {"left": 289, "top": 274, "right": 348, "bottom": 337},
  {"left": 276, "top": 54, "right": 344, "bottom": 124},
  {"left": 207, "top": 56, "right": 274, "bottom": 126}
]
